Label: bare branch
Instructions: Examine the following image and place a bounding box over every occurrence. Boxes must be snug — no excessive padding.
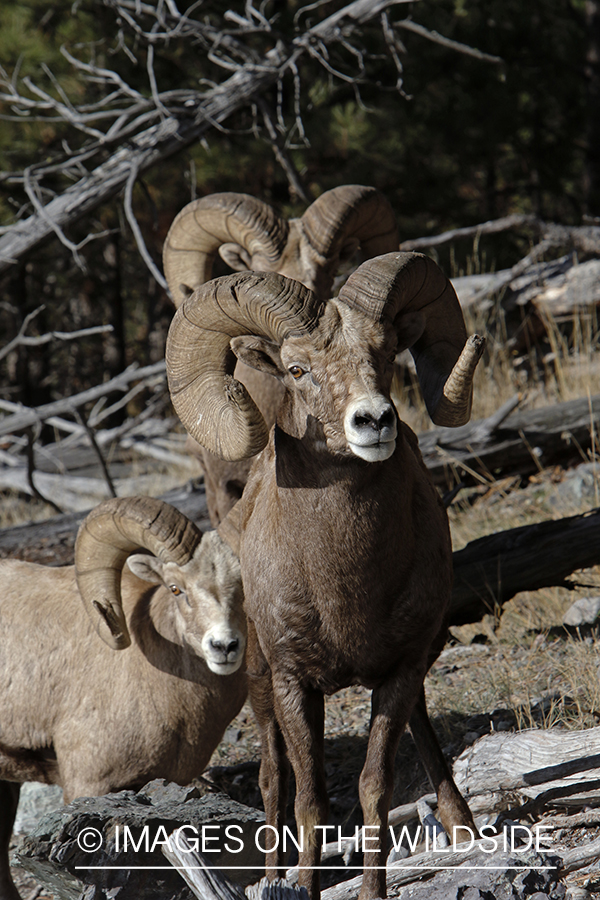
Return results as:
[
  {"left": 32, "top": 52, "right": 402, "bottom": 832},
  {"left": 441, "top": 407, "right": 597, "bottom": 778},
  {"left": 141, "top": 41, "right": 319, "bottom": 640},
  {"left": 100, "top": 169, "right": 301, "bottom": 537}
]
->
[
  {"left": 396, "top": 18, "right": 503, "bottom": 65},
  {"left": 257, "top": 98, "right": 309, "bottom": 202},
  {"left": 22, "top": 167, "right": 87, "bottom": 271},
  {"left": 381, "top": 11, "right": 408, "bottom": 96},
  {"left": 0, "top": 360, "right": 166, "bottom": 436},
  {"left": 0, "top": 306, "right": 113, "bottom": 363},
  {"left": 26, "top": 426, "right": 64, "bottom": 514},
  {"left": 73, "top": 408, "right": 117, "bottom": 498},
  {"left": 399, "top": 214, "right": 540, "bottom": 251},
  {"left": 123, "top": 163, "right": 169, "bottom": 289}
]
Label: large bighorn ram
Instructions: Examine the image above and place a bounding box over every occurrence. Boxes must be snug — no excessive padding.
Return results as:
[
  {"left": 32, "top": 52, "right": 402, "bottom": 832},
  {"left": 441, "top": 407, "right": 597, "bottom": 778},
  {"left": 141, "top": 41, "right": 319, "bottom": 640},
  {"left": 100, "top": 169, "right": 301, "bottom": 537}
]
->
[
  {"left": 166, "top": 252, "right": 485, "bottom": 899},
  {"left": 0, "top": 496, "right": 246, "bottom": 900},
  {"left": 162, "top": 185, "right": 398, "bottom": 526}
]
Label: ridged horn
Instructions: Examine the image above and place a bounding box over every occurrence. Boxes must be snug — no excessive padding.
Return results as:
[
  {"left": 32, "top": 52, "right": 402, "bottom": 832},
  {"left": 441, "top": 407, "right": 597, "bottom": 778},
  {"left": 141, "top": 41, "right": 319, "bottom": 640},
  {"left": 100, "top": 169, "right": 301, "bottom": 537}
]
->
[
  {"left": 75, "top": 496, "right": 202, "bottom": 650},
  {"left": 338, "top": 252, "right": 485, "bottom": 426},
  {"left": 166, "top": 271, "right": 323, "bottom": 461},
  {"left": 163, "top": 193, "right": 288, "bottom": 307},
  {"left": 300, "top": 184, "right": 398, "bottom": 263}
]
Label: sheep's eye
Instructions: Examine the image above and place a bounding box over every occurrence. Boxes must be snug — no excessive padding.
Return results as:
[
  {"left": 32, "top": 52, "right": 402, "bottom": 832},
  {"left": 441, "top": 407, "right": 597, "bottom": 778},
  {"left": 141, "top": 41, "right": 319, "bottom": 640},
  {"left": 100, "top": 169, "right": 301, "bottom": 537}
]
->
[{"left": 289, "top": 365, "right": 305, "bottom": 379}]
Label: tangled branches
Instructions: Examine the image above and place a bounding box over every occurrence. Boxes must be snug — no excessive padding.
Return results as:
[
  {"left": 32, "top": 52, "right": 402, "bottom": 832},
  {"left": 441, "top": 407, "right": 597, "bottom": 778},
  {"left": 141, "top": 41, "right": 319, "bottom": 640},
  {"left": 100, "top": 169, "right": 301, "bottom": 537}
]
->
[{"left": 0, "top": 0, "right": 501, "bottom": 282}]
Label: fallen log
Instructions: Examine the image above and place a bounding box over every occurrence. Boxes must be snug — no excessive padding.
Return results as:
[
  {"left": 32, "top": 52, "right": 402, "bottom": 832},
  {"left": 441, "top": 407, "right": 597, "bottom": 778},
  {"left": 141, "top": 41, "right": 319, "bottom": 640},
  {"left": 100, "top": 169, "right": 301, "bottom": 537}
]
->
[
  {"left": 419, "top": 391, "right": 600, "bottom": 487},
  {"left": 451, "top": 505, "right": 600, "bottom": 623},
  {"left": 0, "top": 480, "right": 210, "bottom": 566},
  {"left": 452, "top": 727, "right": 600, "bottom": 817}
]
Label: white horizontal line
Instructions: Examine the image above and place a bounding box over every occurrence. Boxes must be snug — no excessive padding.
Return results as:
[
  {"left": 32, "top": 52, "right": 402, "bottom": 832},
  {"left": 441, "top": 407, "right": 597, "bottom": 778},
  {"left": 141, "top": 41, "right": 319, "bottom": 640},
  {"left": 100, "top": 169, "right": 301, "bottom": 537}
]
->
[{"left": 75, "top": 865, "right": 559, "bottom": 871}]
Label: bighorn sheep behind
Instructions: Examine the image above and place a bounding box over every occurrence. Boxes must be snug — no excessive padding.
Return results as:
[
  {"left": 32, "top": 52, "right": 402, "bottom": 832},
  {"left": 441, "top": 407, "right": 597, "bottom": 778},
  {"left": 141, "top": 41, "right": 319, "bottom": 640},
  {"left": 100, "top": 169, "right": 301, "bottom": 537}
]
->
[
  {"left": 0, "top": 496, "right": 246, "bottom": 900},
  {"left": 166, "top": 252, "right": 485, "bottom": 900},
  {"left": 162, "top": 184, "right": 398, "bottom": 526}
]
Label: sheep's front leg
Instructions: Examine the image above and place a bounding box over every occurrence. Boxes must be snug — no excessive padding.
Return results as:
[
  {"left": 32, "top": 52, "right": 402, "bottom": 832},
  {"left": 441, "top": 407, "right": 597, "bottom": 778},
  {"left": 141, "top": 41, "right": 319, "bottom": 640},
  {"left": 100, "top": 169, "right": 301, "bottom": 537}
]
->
[
  {"left": 246, "top": 621, "right": 290, "bottom": 877},
  {"left": 409, "top": 688, "right": 477, "bottom": 837},
  {"left": 358, "top": 672, "right": 425, "bottom": 900},
  {"left": 272, "top": 674, "right": 328, "bottom": 900}
]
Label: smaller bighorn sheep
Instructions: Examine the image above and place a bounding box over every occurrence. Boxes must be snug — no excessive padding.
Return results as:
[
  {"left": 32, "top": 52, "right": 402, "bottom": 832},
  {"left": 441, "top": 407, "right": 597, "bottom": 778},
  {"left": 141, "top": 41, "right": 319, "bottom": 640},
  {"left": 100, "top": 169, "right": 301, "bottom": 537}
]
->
[
  {"left": 166, "top": 252, "right": 485, "bottom": 900},
  {"left": 162, "top": 185, "right": 398, "bottom": 526},
  {"left": 0, "top": 496, "right": 246, "bottom": 900}
]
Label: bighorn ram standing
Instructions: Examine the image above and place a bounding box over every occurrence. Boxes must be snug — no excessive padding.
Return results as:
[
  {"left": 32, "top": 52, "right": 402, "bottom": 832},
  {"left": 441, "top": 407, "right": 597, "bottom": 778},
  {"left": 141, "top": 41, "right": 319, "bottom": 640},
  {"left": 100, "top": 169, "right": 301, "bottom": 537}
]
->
[
  {"left": 0, "top": 496, "right": 246, "bottom": 900},
  {"left": 166, "top": 252, "right": 485, "bottom": 899},
  {"left": 162, "top": 185, "right": 398, "bottom": 526}
]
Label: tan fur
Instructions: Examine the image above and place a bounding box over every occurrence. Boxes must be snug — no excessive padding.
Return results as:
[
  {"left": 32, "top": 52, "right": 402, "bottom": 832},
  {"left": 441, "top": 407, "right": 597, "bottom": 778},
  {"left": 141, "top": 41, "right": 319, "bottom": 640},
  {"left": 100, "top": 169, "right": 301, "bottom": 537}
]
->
[{"left": 0, "top": 531, "right": 246, "bottom": 900}]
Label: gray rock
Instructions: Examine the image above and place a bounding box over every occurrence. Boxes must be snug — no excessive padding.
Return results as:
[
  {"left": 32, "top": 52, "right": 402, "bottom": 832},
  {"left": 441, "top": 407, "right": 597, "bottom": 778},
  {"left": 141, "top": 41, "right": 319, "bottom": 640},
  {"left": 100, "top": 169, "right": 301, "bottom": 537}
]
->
[
  {"left": 562, "top": 595, "right": 600, "bottom": 627},
  {"left": 15, "top": 779, "right": 266, "bottom": 900},
  {"left": 555, "top": 463, "right": 600, "bottom": 505},
  {"left": 13, "top": 782, "right": 64, "bottom": 835}
]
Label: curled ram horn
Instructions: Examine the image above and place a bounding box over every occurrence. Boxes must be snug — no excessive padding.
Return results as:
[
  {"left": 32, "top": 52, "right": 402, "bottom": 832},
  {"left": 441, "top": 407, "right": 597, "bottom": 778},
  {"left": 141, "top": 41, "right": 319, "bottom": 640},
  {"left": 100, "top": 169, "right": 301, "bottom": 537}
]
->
[
  {"left": 166, "top": 271, "right": 323, "bottom": 461},
  {"left": 75, "top": 496, "right": 202, "bottom": 650},
  {"left": 337, "top": 252, "right": 485, "bottom": 427},
  {"left": 162, "top": 185, "right": 399, "bottom": 305},
  {"left": 163, "top": 193, "right": 288, "bottom": 308},
  {"left": 165, "top": 253, "right": 484, "bottom": 464}
]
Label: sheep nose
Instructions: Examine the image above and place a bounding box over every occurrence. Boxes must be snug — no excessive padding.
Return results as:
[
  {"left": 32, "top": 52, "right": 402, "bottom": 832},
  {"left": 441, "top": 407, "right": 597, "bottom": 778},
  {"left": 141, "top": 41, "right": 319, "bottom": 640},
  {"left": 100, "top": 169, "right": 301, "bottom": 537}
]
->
[
  {"left": 350, "top": 404, "right": 395, "bottom": 434},
  {"left": 210, "top": 637, "right": 239, "bottom": 656}
]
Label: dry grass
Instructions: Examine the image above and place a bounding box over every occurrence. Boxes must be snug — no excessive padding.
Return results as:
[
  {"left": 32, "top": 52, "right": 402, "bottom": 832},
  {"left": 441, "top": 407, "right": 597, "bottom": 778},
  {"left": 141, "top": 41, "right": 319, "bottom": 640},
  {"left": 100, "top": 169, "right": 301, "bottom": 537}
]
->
[{"left": 395, "top": 299, "right": 600, "bottom": 436}]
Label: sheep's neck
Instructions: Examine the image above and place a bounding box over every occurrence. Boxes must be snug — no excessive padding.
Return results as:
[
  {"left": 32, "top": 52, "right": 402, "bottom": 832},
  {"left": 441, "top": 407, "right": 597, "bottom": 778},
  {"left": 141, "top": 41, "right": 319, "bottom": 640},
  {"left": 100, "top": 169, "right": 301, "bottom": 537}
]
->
[{"left": 271, "top": 419, "right": 401, "bottom": 492}]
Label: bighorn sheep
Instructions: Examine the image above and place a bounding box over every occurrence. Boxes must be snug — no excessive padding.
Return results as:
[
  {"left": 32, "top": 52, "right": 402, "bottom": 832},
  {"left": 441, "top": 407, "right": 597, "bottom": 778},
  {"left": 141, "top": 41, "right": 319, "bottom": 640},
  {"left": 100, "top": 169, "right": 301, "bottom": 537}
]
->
[
  {"left": 162, "top": 185, "right": 398, "bottom": 526},
  {"left": 166, "top": 252, "right": 485, "bottom": 900},
  {"left": 0, "top": 496, "right": 246, "bottom": 900}
]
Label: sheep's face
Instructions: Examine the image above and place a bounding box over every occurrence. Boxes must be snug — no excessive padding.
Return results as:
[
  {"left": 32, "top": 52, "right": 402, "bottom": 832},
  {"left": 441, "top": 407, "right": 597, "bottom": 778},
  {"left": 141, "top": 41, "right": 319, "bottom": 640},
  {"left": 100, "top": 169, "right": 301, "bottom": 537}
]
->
[
  {"left": 275, "top": 220, "right": 343, "bottom": 300},
  {"left": 219, "top": 220, "right": 341, "bottom": 301},
  {"left": 231, "top": 300, "right": 399, "bottom": 463},
  {"left": 127, "top": 533, "right": 246, "bottom": 675}
]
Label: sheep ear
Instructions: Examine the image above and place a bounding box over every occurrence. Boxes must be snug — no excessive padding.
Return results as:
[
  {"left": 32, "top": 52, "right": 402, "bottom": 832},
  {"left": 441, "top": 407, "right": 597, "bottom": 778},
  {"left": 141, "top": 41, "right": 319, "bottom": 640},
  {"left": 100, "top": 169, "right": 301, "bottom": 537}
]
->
[
  {"left": 339, "top": 237, "right": 360, "bottom": 263},
  {"left": 219, "top": 243, "right": 252, "bottom": 271},
  {"left": 230, "top": 335, "right": 285, "bottom": 380},
  {"left": 127, "top": 554, "right": 165, "bottom": 584}
]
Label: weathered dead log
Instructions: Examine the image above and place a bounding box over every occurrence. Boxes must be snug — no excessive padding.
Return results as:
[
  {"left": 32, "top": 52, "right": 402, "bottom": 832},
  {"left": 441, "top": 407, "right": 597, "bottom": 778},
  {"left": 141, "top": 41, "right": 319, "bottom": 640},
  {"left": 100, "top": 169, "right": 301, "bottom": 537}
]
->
[
  {"left": 161, "top": 837, "right": 307, "bottom": 900},
  {"left": 452, "top": 255, "right": 600, "bottom": 326},
  {"left": 452, "top": 728, "right": 600, "bottom": 817},
  {"left": 319, "top": 846, "right": 562, "bottom": 900},
  {"left": 451, "top": 505, "right": 600, "bottom": 623},
  {"left": 0, "top": 480, "right": 210, "bottom": 565},
  {"left": 419, "top": 391, "right": 600, "bottom": 487}
]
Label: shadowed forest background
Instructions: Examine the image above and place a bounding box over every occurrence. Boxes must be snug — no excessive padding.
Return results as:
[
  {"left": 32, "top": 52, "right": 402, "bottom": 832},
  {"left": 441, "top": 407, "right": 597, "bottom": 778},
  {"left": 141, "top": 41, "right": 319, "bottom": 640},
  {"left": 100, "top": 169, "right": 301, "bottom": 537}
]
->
[{"left": 0, "top": 0, "right": 596, "bottom": 416}]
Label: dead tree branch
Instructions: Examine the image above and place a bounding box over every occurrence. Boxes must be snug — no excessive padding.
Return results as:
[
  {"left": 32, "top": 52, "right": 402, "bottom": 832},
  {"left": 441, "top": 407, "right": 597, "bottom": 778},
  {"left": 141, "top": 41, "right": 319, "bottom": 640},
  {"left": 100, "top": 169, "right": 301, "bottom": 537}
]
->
[
  {"left": 0, "top": 0, "right": 501, "bottom": 280},
  {"left": 395, "top": 18, "right": 503, "bottom": 64},
  {"left": 0, "top": 306, "right": 113, "bottom": 363},
  {"left": 399, "top": 214, "right": 540, "bottom": 251},
  {"left": 0, "top": 360, "right": 166, "bottom": 436}
]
